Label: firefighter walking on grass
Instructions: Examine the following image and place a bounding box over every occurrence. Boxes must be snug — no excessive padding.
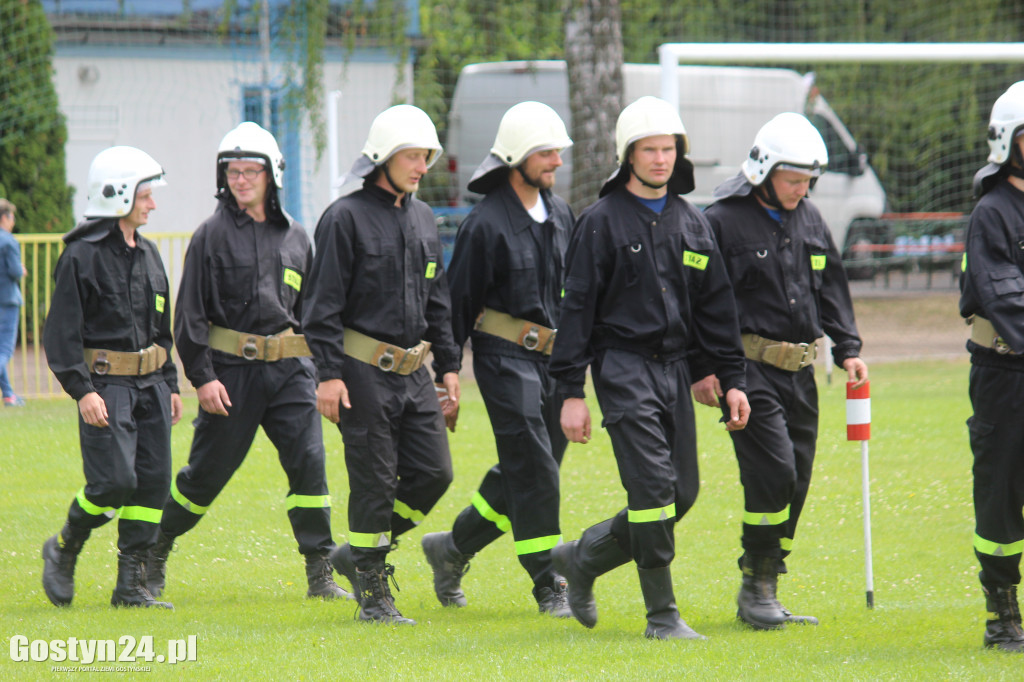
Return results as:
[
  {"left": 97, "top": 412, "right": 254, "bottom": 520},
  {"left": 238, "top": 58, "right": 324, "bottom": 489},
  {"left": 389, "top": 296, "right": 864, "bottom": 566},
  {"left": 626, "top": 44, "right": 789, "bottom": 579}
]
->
[
  {"left": 549, "top": 96, "right": 750, "bottom": 640},
  {"left": 421, "top": 102, "right": 574, "bottom": 617}
]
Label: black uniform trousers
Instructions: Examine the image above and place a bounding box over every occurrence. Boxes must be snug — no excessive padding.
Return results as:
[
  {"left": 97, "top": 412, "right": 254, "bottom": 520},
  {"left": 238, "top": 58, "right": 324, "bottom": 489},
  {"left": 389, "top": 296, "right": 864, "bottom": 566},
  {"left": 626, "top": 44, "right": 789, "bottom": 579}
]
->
[
  {"left": 160, "top": 357, "right": 332, "bottom": 555},
  {"left": 730, "top": 360, "right": 818, "bottom": 561},
  {"left": 587, "top": 348, "right": 699, "bottom": 569},
  {"left": 451, "top": 352, "right": 568, "bottom": 588},
  {"left": 336, "top": 357, "right": 453, "bottom": 570},
  {"left": 67, "top": 381, "right": 173, "bottom": 554},
  {"left": 968, "top": 361, "right": 1024, "bottom": 587}
]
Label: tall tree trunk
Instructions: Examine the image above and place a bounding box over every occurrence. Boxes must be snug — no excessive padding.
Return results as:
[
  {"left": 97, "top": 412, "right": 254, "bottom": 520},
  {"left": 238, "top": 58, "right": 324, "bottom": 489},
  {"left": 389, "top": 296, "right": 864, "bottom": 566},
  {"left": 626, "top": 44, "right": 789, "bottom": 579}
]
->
[{"left": 565, "top": 0, "right": 624, "bottom": 213}]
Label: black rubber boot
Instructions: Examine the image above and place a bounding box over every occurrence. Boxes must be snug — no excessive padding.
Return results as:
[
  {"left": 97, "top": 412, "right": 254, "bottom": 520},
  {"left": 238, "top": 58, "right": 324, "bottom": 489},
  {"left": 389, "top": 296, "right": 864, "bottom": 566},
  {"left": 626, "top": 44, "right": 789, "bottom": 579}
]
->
[
  {"left": 736, "top": 554, "right": 787, "bottom": 630},
  {"left": 329, "top": 543, "right": 362, "bottom": 605},
  {"left": 421, "top": 531, "right": 473, "bottom": 607},
  {"left": 145, "top": 531, "right": 174, "bottom": 597},
  {"left": 354, "top": 564, "right": 415, "bottom": 625},
  {"left": 983, "top": 583, "right": 1024, "bottom": 652},
  {"left": 637, "top": 566, "right": 706, "bottom": 640},
  {"left": 549, "top": 520, "right": 631, "bottom": 628},
  {"left": 41, "top": 523, "right": 90, "bottom": 607},
  {"left": 306, "top": 550, "right": 355, "bottom": 600},
  {"left": 110, "top": 553, "right": 173, "bottom": 609},
  {"left": 535, "top": 575, "right": 572, "bottom": 618}
]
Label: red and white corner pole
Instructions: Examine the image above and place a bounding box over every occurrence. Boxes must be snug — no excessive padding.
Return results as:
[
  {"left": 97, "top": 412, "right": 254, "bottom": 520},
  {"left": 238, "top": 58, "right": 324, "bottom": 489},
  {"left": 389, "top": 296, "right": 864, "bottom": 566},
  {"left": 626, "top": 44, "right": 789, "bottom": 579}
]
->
[{"left": 847, "top": 380, "right": 873, "bottom": 608}]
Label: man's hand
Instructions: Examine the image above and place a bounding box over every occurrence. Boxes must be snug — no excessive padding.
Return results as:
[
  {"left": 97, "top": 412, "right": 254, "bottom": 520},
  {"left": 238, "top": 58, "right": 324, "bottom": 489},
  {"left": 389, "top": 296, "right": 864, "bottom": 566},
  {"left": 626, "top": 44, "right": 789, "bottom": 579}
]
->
[
  {"left": 560, "top": 397, "right": 592, "bottom": 444},
  {"left": 436, "top": 372, "right": 461, "bottom": 433},
  {"left": 723, "top": 388, "right": 750, "bottom": 432},
  {"left": 691, "top": 374, "right": 723, "bottom": 408},
  {"left": 197, "top": 379, "right": 232, "bottom": 416},
  {"left": 843, "top": 357, "right": 869, "bottom": 389},
  {"left": 170, "top": 392, "right": 183, "bottom": 426},
  {"left": 79, "top": 391, "right": 108, "bottom": 428},
  {"left": 316, "top": 378, "right": 350, "bottom": 424}
]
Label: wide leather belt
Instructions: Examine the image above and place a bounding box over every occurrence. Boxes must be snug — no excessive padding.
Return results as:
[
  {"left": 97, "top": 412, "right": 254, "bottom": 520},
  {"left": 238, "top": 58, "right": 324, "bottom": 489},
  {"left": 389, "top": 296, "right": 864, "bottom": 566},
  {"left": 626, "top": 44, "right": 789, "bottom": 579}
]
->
[
  {"left": 742, "top": 333, "right": 820, "bottom": 372},
  {"left": 208, "top": 325, "right": 311, "bottom": 361},
  {"left": 343, "top": 328, "right": 431, "bottom": 375},
  {"left": 84, "top": 344, "right": 167, "bottom": 376},
  {"left": 474, "top": 307, "right": 556, "bottom": 355},
  {"left": 970, "top": 315, "right": 1018, "bottom": 355}
]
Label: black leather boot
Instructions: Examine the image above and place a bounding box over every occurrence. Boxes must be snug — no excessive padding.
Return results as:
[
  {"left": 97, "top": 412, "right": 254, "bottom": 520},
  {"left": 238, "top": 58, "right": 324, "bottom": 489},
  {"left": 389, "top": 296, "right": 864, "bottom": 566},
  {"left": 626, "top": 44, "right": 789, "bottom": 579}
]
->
[
  {"left": 145, "top": 531, "right": 174, "bottom": 597},
  {"left": 110, "top": 553, "right": 173, "bottom": 609},
  {"left": 306, "top": 550, "right": 355, "bottom": 600},
  {"left": 736, "top": 554, "right": 787, "bottom": 630},
  {"left": 421, "top": 531, "right": 473, "bottom": 607},
  {"left": 550, "top": 519, "right": 631, "bottom": 628},
  {"left": 983, "top": 583, "right": 1024, "bottom": 652},
  {"left": 41, "top": 523, "right": 90, "bottom": 607},
  {"left": 355, "top": 564, "right": 415, "bottom": 625},
  {"left": 329, "top": 543, "right": 362, "bottom": 605},
  {"left": 637, "top": 566, "right": 706, "bottom": 640},
  {"left": 535, "top": 575, "right": 572, "bottom": 618}
]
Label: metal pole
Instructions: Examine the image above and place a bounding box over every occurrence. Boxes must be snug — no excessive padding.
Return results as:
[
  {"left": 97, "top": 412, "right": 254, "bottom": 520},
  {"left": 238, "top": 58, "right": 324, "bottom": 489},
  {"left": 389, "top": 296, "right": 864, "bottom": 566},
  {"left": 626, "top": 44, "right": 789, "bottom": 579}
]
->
[
  {"left": 327, "top": 91, "right": 342, "bottom": 200},
  {"left": 260, "top": 0, "right": 272, "bottom": 127},
  {"left": 861, "top": 439, "right": 874, "bottom": 608}
]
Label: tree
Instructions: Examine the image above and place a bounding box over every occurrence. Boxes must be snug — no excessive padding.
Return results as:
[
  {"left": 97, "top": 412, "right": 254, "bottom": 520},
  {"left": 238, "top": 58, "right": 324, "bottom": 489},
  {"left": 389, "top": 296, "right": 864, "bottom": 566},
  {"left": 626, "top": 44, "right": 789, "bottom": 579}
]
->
[
  {"left": 564, "top": 0, "right": 623, "bottom": 213},
  {"left": 0, "top": 0, "right": 74, "bottom": 234}
]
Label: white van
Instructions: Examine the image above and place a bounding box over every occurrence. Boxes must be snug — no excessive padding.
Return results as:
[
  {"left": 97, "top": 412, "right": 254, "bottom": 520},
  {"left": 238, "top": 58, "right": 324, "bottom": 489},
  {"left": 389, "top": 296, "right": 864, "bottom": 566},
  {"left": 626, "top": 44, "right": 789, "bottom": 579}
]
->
[{"left": 446, "top": 60, "right": 886, "bottom": 255}]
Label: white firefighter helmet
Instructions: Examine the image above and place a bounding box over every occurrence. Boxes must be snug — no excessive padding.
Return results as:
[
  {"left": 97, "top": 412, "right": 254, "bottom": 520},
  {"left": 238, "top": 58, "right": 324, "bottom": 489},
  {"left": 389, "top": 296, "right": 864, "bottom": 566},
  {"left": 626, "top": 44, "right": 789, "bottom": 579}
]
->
[
  {"left": 84, "top": 146, "right": 167, "bottom": 218},
  {"left": 468, "top": 101, "right": 572, "bottom": 194},
  {"left": 361, "top": 104, "right": 442, "bottom": 169},
  {"left": 217, "top": 121, "right": 285, "bottom": 189},
  {"left": 742, "top": 112, "right": 828, "bottom": 187},
  {"left": 987, "top": 80, "right": 1024, "bottom": 165},
  {"left": 600, "top": 96, "right": 693, "bottom": 197},
  {"left": 615, "top": 95, "right": 689, "bottom": 165},
  {"left": 491, "top": 101, "right": 572, "bottom": 167}
]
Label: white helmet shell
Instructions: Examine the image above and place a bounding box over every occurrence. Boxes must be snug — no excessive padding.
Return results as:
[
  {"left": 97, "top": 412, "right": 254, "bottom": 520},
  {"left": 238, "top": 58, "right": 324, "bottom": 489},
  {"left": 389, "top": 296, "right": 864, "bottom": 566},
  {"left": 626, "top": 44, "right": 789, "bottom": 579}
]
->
[
  {"left": 615, "top": 96, "right": 689, "bottom": 165},
  {"left": 491, "top": 101, "right": 573, "bottom": 167},
  {"left": 742, "top": 112, "right": 828, "bottom": 187},
  {"left": 218, "top": 122, "right": 285, "bottom": 188},
  {"left": 362, "top": 104, "right": 442, "bottom": 169},
  {"left": 84, "top": 146, "right": 166, "bottom": 218},
  {"left": 987, "top": 81, "right": 1024, "bottom": 165}
]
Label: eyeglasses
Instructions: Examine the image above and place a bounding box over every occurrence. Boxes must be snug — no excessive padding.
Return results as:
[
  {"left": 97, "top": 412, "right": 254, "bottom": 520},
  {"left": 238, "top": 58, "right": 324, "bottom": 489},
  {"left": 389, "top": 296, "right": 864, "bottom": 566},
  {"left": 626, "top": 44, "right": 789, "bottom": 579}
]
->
[{"left": 225, "top": 168, "right": 266, "bottom": 181}]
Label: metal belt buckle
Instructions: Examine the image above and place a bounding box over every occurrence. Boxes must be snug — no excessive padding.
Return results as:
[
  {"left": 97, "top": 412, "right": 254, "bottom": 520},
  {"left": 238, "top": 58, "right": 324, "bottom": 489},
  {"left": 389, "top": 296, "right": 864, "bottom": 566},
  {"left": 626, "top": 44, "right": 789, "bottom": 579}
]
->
[
  {"left": 541, "top": 330, "right": 557, "bottom": 355},
  {"left": 138, "top": 348, "right": 151, "bottom": 375},
  {"left": 376, "top": 347, "right": 396, "bottom": 371},
  {"left": 264, "top": 335, "right": 281, "bottom": 362},
  {"left": 92, "top": 351, "right": 110, "bottom": 375},
  {"left": 242, "top": 336, "right": 260, "bottom": 360},
  {"left": 796, "top": 342, "right": 814, "bottom": 367},
  {"left": 522, "top": 326, "right": 541, "bottom": 351}
]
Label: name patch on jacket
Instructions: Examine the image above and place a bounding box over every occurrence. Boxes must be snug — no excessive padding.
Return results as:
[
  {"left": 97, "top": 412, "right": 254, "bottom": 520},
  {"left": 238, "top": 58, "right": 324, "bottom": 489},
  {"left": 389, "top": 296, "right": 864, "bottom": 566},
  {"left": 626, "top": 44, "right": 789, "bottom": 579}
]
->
[
  {"left": 683, "top": 251, "right": 709, "bottom": 271},
  {"left": 283, "top": 268, "right": 303, "bottom": 292},
  {"left": 810, "top": 254, "right": 826, "bottom": 271},
  {"left": 425, "top": 261, "right": 437, "bottom": 279},
  {"left": 155, "top": 294, "right": 165, "bottom": 313}
]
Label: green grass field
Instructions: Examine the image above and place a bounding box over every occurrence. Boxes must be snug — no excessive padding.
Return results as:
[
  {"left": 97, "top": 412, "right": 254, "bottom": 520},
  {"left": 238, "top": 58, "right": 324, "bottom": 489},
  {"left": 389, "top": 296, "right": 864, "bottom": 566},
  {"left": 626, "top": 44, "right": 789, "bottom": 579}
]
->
[{"left": 2, "top": 357, "right": 1020, "bottom": 680}]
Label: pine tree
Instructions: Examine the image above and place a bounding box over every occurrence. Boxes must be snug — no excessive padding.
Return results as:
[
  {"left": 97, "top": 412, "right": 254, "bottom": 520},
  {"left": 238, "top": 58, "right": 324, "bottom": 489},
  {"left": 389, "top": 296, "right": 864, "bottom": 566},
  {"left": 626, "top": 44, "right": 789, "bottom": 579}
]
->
[{"left": 0, "top": 0, "right": 74, "bottom": 234}]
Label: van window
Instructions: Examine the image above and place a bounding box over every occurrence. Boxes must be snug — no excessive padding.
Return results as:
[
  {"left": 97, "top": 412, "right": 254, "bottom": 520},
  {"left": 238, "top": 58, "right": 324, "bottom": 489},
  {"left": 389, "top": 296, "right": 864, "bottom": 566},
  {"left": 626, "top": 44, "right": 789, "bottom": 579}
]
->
[{"left": 807, "top": 113, "right": 857, "bottom": 175}]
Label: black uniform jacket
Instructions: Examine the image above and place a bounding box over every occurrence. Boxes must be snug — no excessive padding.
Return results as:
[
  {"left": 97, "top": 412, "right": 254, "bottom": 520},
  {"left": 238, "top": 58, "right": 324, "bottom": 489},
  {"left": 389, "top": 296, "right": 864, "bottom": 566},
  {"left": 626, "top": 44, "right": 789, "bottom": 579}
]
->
[
  {"left": 700, "top": 174, "right": 862, "bottom": 376},
  {"left": 174, "top": 197, "right": 311, "bottom": 389},
  {"left": 548, "top": 185, "right": 746, "bottom": 400},
  {"left": 447, "top": 182, "right": 573, "bottom": 357},
  {"left": 303, "top": 182, "right": 461, "bottom": 383},
  {"left": 960, "top": 179, "right": 1024, "bottom": 363},
  {"left": 44, "top": 218, "right": 178, "bottom": 401}
]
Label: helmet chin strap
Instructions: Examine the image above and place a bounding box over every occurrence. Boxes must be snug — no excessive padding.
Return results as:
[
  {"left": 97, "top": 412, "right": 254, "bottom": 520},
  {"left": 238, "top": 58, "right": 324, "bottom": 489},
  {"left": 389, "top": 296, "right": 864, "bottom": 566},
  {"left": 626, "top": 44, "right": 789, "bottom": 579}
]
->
[
  {"left": 515, "top": 165, "right": 544, "bottom": 189},
  {"left": 755, "top": 180, "right": 785, "bottom": 211},
  {"left": 381, "top": 162, "right": 403, "bottom": 196},
  {"left": 629, "top": 163, "right": 669, "bottom": 190}
]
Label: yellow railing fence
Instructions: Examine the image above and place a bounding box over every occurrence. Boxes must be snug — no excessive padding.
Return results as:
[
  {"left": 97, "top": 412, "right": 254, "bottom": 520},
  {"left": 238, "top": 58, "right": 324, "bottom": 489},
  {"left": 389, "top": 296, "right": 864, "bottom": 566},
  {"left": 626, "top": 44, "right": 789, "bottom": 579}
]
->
[{"left": 8, "top": 232, "right": 192, "bottom": 399}]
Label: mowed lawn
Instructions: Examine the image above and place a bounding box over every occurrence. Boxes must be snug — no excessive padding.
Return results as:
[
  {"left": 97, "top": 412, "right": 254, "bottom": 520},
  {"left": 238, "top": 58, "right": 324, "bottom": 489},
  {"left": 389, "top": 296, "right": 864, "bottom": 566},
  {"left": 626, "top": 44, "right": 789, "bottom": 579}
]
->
[{"left": 2, "top": 357, "right": 1020, "bottom": 680}]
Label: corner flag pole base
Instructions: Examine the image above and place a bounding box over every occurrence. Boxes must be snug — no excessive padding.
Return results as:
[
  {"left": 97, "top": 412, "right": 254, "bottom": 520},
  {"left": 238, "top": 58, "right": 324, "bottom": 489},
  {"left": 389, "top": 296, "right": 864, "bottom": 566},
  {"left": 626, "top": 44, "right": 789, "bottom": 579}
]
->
[{"left": 866, "top": 590, "right": 874, "bottom": 609}]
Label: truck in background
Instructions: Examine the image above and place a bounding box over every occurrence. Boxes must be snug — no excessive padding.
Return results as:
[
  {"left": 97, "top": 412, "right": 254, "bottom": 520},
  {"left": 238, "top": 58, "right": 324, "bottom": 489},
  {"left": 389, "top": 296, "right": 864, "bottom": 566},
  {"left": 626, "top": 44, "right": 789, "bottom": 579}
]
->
[{"left": 445, "top": 60, "right": 889, "bottom": 272}]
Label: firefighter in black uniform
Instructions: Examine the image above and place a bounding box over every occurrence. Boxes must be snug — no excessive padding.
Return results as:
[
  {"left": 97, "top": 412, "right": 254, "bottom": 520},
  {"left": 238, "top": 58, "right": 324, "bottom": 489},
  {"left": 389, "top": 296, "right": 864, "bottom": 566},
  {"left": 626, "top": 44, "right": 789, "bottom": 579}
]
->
[
  {"left": 694, "top": 112, "right": 868, "bottom": 630},
  {"left": 420, "top": 102, "right": 574, "bottom": 616},
  {"left": 41, "top": 146, "right": 181, "bottom": 609},
  {"left": 148, "top": 122, "right": 349, "bottom": 602},
  {"left": 303, "top": 104, "right": 461, "bottom": 625},
  {"left": 960, "top": 80, "right": 1024, "bottom": 653},
  {"left": 549, "top": 96, "right": 750, "bottom": 640}
]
